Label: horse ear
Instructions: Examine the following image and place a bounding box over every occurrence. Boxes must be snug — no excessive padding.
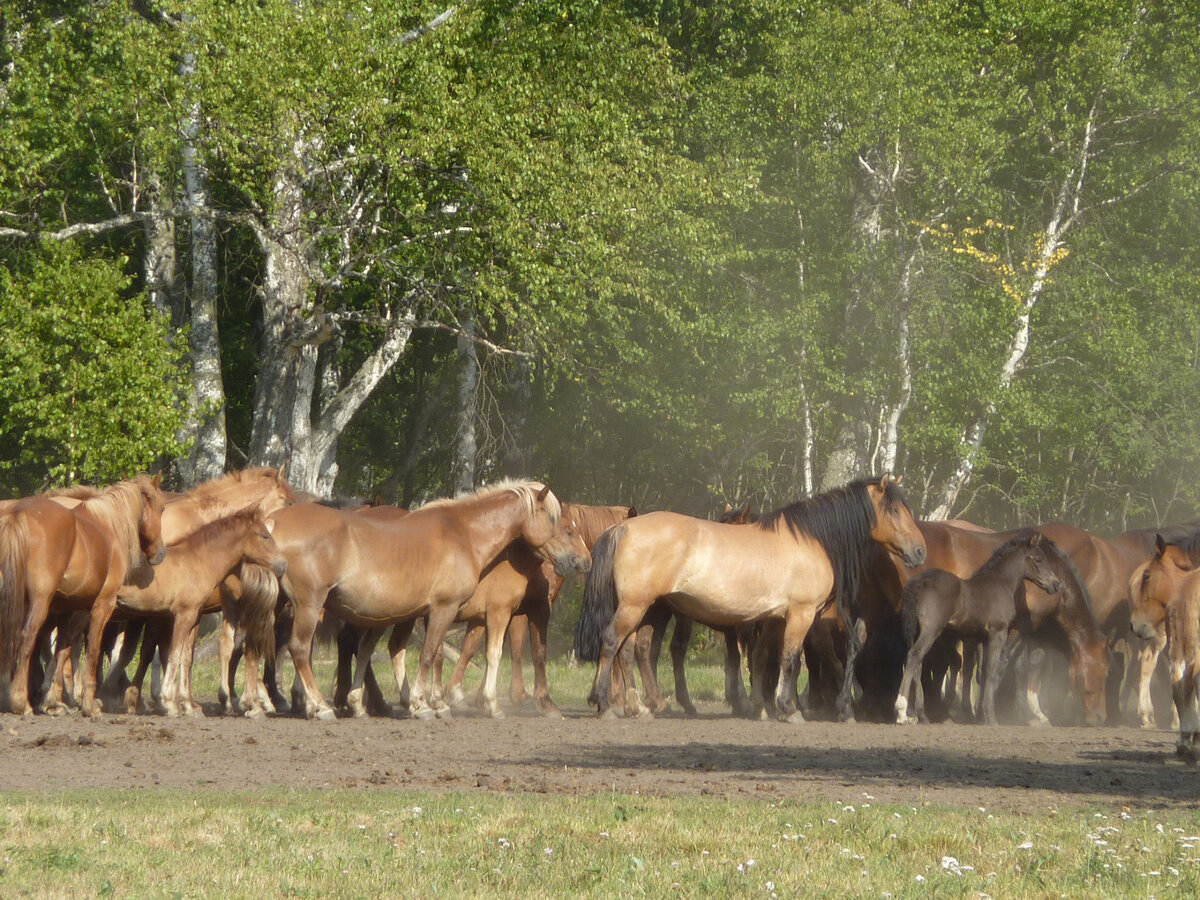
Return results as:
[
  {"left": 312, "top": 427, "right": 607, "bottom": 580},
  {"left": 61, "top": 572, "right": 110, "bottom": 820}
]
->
[
  {"left": 536, "top": 484, "right": 551, "bottom": 502},
  {"left": 1029, "top": 531, "right": 1041, "bottom": 546},
  {"left": 723, "top": 503, "right": 734, "bottom": 514},
  {"left": 277, "top": 463, "right": 288, "bottom": 483},
  {"left": 1156, "top": 534, "right": 1167, "bottom": 556},
  {"left": 628, "top": 507, "right": 638, "bottom": 518},
  {"left": 151, "top": 472, "right": 162, "bottom": 489},
  {"left": 266, "top": 517, "right": 276, "bottom": 535},
  {"left": 892, "top": 474, "right": 903, "bottom": 487},
  {"left": 879, "top": 474, "right": 893, "bottom": 489}
]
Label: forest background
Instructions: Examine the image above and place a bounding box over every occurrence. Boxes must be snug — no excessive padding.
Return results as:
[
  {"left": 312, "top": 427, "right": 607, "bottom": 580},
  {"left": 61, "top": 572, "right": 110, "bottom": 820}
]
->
[{"left": 2, "top": 0, "right": 1198, "bottom": 532}]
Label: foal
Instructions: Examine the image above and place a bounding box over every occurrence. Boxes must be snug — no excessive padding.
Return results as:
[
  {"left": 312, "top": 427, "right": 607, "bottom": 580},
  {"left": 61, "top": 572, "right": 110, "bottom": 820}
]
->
[{"left": 895, "top": 530, "right": 1062, "bottom": 726}]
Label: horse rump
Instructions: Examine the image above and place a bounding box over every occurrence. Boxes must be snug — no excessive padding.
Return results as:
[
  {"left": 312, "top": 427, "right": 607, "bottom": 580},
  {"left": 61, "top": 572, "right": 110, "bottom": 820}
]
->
[{"left": 574, "top": 524, "right": 625, "bottom": 662}]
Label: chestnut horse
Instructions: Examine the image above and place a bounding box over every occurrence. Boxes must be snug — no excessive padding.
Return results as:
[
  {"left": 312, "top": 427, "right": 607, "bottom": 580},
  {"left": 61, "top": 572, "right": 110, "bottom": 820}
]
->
[
  {"left": 576, "top": 476, "right": 926, "bottom": 722},
  {"left": 112, "top": 511, "right": 287, "bottom": 716},
  {"left": 0, "top": 475, "right": 167, "bottom": 715},
  {"left": 259, "top": 480, "right": 590, "bottom": 720},
  {"left": 444, "top": 503, "right": 637, "bottom": 718},
  {"left": 98, "top": 467, "right": 295, "bottom": 709},
  {"left": 1130, "top": 536, "right": 1200, "bottom": 760}
]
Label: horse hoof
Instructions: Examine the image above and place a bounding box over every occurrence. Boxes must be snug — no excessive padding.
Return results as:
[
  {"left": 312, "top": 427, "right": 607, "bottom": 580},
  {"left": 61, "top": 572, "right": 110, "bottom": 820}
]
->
[
  {"left": 314, "top": 708, "right": 337, "bottom": 722},
  {"left": 413, "top": 707, "right": 436, "bottom": 721},
  {"left": 244, "top": 706, "right": 266, "bottom": 721},
  {"left": 434, "top": 706, "right": 454, "bottom": 721},
  {"left": 538, "top": 704, "right": 564, "bottom": 720},
  {"left": 598, "top": 707, "right": 619, "bottom": 720},
  {"left": 447, "top": 687, "right": 467, "bottom": 709},
  {"left": 783, "top": 710, "right": 806, "bottom": 725}
]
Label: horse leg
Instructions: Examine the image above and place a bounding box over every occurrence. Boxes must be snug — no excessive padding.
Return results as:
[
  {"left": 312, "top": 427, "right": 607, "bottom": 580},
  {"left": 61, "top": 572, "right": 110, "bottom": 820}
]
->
[
  {"left": 724, "top": 627, "right": 750, "bottom": 718},
  {"left": 45, "top": 613, "right": 86, "bottom": 715},
  {"left": 980, "top": 626, "right": 1010, "bottom": 726},
  {"left": 749, "top": 620, "right": 781, "bottom": 720},
  {"left": 587, "top": 604, "right": 645, "bottom": 719},
  {"left": 101, "top": 620, "right": 143, "bottom": 712},
  {"left": 635, "top": 608, "right": 669, "bottom": 713},
  {"left": 414, "top": 606, "right": 457, "bottom": 719},
  {"left": 508, "top": 614, "right": 531, "bottom": 708},
  {"left": 333, "top": 623, "right": 358, "bottom": 713},
  {"left": 895, "top": 622, "right": 946, "bottom": 725},
  {"left": 179, "top": 621, "right": 203, "bottom": 717},
  {"left": 286, "top": 596, "right": 336, "bottom": 721},
  {"left": 622, "top": 635, "right": 653, "bottom": 718},
  {"left": 835, "top": 617, "right": 864, "bottom": 723},
  {"left": 217, "top": 616, "right": 239, "bottom": 714},
  {"left": 346, "top": 627, "right": 387, "bottom": 718},
  {"left": 958, "top": 638, "right": 979, "bottom": 722},
  {"left": 1136, "top": 631, "right": 1166, "bottom": 729},
  {"left": 775, "top": 605, "right": 820, "bottom": 723},
  {"left": 669, "top": 615, "right": 697, "bottom": 717},
  {"left": 480, "top": 605, "right": 514, "bottom": 718},
  {"left": 1180, "top": 666, "right": 1200, "bottom": 760},
  {"left": 388, "top": 620, "right": 415, "bottom": 718},
  {"left": 79, "top": 586, "right": 124, "bottom": 717},
  {"left": 526, "top": 599, "right": 561, "bottom": 717},
  {"left": 447, "top": 622, "right": 483, "bottom": 709},
  {"left": 11, "top": 590, "right": 56, "bottom": 715},
  {"left": 1021, "top": 643, "right": 1051, "bottom": 726}
]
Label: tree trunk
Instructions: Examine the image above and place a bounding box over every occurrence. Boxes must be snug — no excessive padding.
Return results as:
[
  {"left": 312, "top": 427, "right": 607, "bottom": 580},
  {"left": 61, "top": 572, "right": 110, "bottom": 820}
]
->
[
  {"left": 175, "top": 43, "right": 227, "bottom": 487},
  {"left": 880, "top": 248, "right": 918, "bottom": 475},
  {"left": 451, "top": 313, "right": 479, "bottom": 494}
]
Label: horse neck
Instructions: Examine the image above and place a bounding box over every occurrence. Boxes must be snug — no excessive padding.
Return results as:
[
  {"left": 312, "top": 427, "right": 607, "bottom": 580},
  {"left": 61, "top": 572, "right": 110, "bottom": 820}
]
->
[
  {"left": 971, "top": 547, "right": 1030, "bottom": 591},
  {"left": 80, "top": 484, "right": 142, "bottom": 566},
  {"left": 1051, "top": 574, "right": 1105, "bottom": 650},
  {"left": 186, "top": 521, "right": 257, "bottom": 581},
  {"left": 566, "top": 504, "right": 629, "bottom": 548},
  {"left": 459, "top": 492, "right": 530, "bottom": 570}
]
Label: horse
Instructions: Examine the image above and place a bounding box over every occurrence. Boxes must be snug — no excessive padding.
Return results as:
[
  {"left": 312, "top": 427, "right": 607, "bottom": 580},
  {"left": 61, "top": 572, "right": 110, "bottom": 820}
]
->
[
  {"left": 108, "top": 511, "right": 287, "bottom": 716},
  {"left": 96, "top": 467, "right": 295, "bottom": 709},
  {"left": 1130, "top": 535, "right": 1200, "bottom": 760},
  {"left": 0, "top": 474, "right": 167, "bottom": 715},
  {"left": 254, "top": 480, "right": 590, "bottom": 720},
  {"left": 894, "top": 531, "right": 1069, "bottom": 725},
  {"left": 575, "top": 475, "right": 926, "bottom": 722},
  {"left": 443, "top": 503, "right": 637, "bottom": 718}
]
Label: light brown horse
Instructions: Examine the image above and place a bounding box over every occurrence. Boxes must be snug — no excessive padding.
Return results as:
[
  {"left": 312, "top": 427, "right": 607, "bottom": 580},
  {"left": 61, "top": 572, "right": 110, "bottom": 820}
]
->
[
  {"left": 261, "top": 480, "right": 590, "bottom": 720},
  {"left": 98, "top": 467, "right": 295, "bottom": 710},
  {"left": 1131, "top": 536, "right": 1200, "bottom": 760},
  {"left": 0, "top": 475, "right": 167, "bottom": 715},
  {"left": 111, "top": 511, "right": 287, "bottom": 716},
  {"left": 576, "top": 476, "right": 927, "bottom": 722},
  {"left": 443, "top": 503, "right": 637, "bottom": 718}
]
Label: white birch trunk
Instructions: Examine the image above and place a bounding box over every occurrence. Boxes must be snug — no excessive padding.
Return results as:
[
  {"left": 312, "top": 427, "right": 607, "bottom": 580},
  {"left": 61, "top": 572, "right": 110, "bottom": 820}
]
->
[
  {"left": 880, "top": 249, "right": 917, "bottom": 475},
  {"left": 452, "top": 314, "right": 479, "bottom": 494}
]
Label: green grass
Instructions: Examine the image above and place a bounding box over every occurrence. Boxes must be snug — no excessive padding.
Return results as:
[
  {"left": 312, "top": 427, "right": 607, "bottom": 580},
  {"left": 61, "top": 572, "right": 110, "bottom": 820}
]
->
[{"left": 1, "top": 790, "right": 1198, "bottom": 898}]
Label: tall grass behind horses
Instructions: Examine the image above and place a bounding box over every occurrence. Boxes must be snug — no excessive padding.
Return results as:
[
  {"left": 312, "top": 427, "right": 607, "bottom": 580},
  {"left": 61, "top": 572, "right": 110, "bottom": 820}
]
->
[{"left": 1, "top": 789, "right": 1197, "bottom": 898}]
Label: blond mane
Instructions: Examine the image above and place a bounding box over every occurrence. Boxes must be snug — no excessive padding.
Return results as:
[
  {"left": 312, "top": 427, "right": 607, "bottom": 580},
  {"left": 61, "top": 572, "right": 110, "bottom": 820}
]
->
[
  {"left": 184, "top": 467, "right": 294, "bottom": 512},
  {"left": 73, "top": 476, "right": 157, "bottom": 566},
  {"left": 418, "top": 478, "right": 562, "bottom": 522}
]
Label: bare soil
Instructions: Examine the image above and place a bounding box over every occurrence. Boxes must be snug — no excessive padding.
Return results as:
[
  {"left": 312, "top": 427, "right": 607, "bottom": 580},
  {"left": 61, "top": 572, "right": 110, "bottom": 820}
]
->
[{"left": 0, "top": 700, "right": 1195, "bottom": 812}]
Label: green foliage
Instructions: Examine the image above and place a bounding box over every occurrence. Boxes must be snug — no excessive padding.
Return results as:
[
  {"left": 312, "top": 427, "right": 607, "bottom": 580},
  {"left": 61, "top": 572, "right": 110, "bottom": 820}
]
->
[{"left": 0, "top": 245, "right": 187, "bottom": 491}]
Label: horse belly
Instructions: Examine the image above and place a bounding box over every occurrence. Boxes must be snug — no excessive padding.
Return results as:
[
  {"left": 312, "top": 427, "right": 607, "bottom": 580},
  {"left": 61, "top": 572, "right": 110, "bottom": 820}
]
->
[{"left": 666, "top": 588, "right": 786, "bottom": 628}]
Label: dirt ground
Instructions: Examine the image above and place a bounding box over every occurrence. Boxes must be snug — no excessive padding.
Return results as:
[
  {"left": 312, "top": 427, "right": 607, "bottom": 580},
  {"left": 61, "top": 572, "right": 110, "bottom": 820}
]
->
[{"left": 0, "top": 699, "right": 1195, "bottom": 812}]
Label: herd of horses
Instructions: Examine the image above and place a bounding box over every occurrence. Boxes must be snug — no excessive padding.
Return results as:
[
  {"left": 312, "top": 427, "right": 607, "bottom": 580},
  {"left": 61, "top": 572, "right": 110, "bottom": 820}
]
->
[{"left": 1, "top": 468, "right": 1199, "bottom": 759}]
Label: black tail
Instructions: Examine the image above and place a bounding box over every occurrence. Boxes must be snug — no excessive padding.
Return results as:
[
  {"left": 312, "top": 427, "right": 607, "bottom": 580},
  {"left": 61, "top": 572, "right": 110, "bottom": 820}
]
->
[{"left": 575, "top": 524, "right": 624, "bottom": 662}]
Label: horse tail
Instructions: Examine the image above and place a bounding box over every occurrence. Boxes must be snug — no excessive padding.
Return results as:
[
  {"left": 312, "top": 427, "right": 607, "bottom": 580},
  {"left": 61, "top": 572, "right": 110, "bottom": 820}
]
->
[
  {"left": 0, "top": 512, "right": 30, "bottom": 671},
  {"left": 575, "top": 524, "right": 625, "bottom": 662},
  {"left": 237, "top": 562, "right": 280, "bottom": 662}
]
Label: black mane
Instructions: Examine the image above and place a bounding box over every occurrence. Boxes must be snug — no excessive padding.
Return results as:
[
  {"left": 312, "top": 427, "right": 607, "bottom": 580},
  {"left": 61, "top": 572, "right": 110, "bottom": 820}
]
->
[{"left": 754, "top": 477, "right": 910, "bottom": 628}]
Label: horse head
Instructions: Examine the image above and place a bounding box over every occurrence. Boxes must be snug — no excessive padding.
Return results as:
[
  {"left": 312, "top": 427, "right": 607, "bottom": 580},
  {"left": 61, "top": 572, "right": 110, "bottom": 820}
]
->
[
  {"left": 868, "top": 474, "right": 926, "bottom": 568},
  {"left": 1020, "top": 533, "right": 1062, "bottom": 595},
  {"left": 1130, "top": 535, "right": 1192, "bottom": 640},
  {"left": 522, "top": 484, "right": 591, "bottom": 577},
  {"left": 138, "top": 473, "right": 167, "bottom": 566},
  {"left": 242, "top": 512, "right": 288, "bottom": 578}
]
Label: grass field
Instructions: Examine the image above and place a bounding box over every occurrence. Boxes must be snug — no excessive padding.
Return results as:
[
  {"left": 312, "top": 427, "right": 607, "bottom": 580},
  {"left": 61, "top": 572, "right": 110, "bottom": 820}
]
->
[{"left": 2, "top": 788, "right": 1199, "bottom": 898}]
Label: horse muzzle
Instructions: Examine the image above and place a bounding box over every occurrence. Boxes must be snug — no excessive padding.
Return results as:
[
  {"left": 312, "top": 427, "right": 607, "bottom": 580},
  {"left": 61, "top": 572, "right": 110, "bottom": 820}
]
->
[
  {"left": 148, "top": 546, "right": 167, "bottom": 566},
  {"left": 272, "top": 559, "right": 288, "bottom": 578},
  {"left": 1129, "top": 619, "right": 1156, "bottom": 641},
  {"left": 555, "top": 553, "right": 591, "bottom": 577},
  {"left": 900, "top": 545, "right": 927, "bottom": 568}
]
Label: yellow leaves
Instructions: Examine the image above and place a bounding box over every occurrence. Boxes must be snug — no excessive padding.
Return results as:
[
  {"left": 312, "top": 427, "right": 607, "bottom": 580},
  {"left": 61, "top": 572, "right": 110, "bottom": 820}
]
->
[{"left": 918, "top": 218, "right": 1070, "bottom": 307}]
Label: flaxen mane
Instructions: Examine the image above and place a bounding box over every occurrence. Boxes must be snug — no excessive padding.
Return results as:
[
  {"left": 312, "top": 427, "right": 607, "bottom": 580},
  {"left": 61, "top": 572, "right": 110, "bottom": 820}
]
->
[{"left": 419, "top": 479, "right": 563, "bottom": 522}]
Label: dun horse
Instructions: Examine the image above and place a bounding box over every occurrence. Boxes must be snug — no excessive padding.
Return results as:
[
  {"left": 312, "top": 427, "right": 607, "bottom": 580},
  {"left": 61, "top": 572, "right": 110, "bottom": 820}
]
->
[{"left": 576, "top": 476, "right": 926, "bottom": 722}]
